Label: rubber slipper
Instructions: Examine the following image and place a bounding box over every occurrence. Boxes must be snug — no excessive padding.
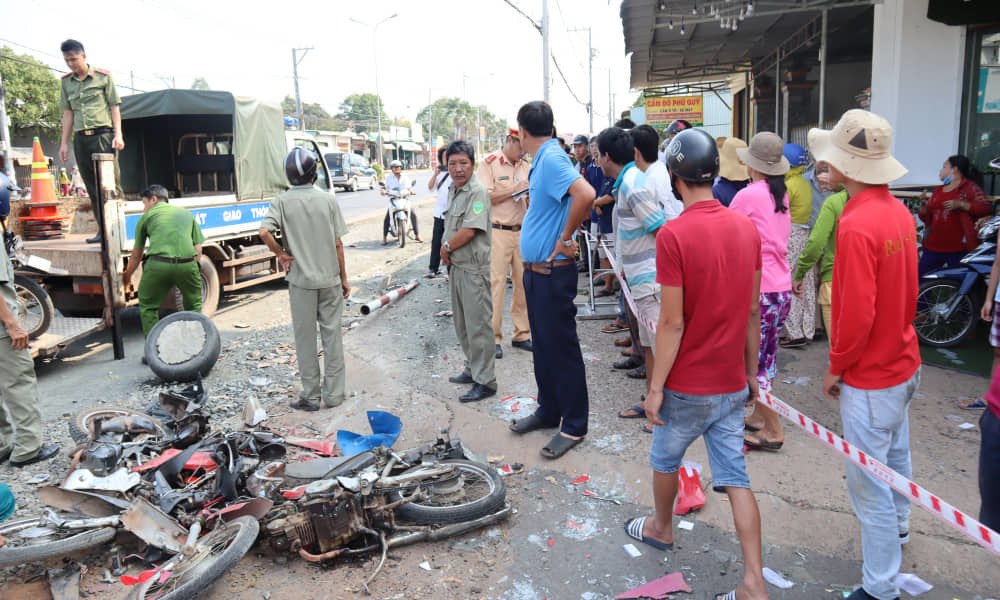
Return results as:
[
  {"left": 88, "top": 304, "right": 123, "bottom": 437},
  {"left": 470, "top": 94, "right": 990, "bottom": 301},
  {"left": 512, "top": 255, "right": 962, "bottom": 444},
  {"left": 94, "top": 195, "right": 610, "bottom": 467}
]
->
[
  {"left": 744, "top": 433, "right": 783, "bottom": 452},
  {"left": 714, "top": 591, "right": 736, "bottom": 600},
  {"left": 614, "top": 357, "right": 643, "bottom": 370},
  {"left": 602, "top": 323, "right": 628, "bottom": 334},
  {"left": 618, "top": 404, "right": 646, "bottom": 419},
  {"left": 960, "top": 398, "right": 987, "bottom": 410},
  {"left": 641, "top": 423, "right": 654, "bottom": 434},
  {"left": 540, "top": 433, "right": 584, "bottom": 459},
  {"left": 614, "top": 337, "right": 632, "bottom": 347},
  {"left": 509, "top": 413, "right": 558, "bottom": 434},
  {"left": 623, "top": 516, "right": 673, "bottom": 551},
  {"left": 744, "top": 422, "right": 762, "bottom": 433}
]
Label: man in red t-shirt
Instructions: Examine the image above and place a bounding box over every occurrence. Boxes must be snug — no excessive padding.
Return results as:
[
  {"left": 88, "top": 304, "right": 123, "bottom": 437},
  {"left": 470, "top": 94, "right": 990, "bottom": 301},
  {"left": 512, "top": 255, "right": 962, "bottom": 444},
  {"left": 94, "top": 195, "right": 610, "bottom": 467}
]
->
[
  {"left": 810, "top": 109, "right": 921, "bottom": 600},
  {"left": 623, "top": 129, "right": 769, "bottom": 600}
]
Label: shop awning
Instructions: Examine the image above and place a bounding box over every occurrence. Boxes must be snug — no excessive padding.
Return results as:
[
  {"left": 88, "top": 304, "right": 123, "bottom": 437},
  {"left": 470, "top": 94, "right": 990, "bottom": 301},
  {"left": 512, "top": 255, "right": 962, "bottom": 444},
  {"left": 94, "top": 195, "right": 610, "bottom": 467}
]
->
[
  {"left": 621, "top": 0, "right": 875, "bottom": 88},
  {"left": 397, "top": 142, "right": 423, "bottom": 152},
  {"left": 382, "top": 143, "right": 396, "bottom": 150}
]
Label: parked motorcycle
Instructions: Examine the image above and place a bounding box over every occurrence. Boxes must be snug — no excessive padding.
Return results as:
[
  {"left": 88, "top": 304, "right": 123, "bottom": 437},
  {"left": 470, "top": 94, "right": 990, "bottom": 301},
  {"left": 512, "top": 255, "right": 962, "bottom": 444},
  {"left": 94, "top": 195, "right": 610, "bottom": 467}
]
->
[
  {"left": 3, "top": 226, "right": 56, "bottom": 339},
  {"left": 914, "top": 215, "right": 1000, "bottom": 347},
  {"left": 379, "top": 180, "right": 415, "bottom": 248}
]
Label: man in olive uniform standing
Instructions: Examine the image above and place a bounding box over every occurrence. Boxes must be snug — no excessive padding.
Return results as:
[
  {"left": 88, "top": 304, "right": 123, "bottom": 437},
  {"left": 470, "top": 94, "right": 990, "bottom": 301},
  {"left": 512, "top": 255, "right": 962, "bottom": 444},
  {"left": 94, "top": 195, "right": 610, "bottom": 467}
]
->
[
  {"left": 260, "top": 148, "right": 350, "bottom": 412},
  {"left": 0, "top": 252, "right": 60, "bottom": 467},
  {"left": 476, "top": 129, "right": 532, "bottom": 360},
  {"left": 58, "top": 39, "right": 123, "bottom": 244},
  {"left": 122, "top": 185, "right": 205, "bottom": 337},
  {"left": 442, "top": 141, "right": 496, "bottom": 403}
]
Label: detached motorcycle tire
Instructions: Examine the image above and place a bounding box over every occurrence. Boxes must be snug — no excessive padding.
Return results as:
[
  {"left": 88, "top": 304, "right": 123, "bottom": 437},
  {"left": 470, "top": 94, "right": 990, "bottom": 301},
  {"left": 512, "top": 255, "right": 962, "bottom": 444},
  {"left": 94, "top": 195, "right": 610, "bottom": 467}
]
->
[
  {"left": 0, "top": 516, "right": 116, "bottom": 568},
  {"left": 13, "top": 274, "right": 53, "bottom": 340},
  {"left": 395, "top": 459, "right": 506, "bottom": 525},
  {"left": 131, "top": 516, "right": 259, "bottom": 600},
  {"left": 145, "top": 311, "right": 221, "bottom": 382},
  {"left": 69, "top": 406, "right": 169, "bottom": 444}
]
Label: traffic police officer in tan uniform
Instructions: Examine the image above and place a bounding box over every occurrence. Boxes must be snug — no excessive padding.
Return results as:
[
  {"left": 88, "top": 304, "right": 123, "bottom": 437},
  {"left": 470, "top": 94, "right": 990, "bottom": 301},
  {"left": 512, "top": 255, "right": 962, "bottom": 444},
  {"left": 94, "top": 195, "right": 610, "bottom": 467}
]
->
[
  {"left": 0, "top": 252, "right": 59, "bottom": 467},
  {"left": 477, "top": 129, "right": 532, "bottom": 360},
  {"left": 260, "top": 148, "right": 350, "bottom": 412},
  {"left": 58, "top": 39, "right": 123, "bottom": 244},
  {"left": 442, "top": 141, "right": 496, "bottom": 403}
]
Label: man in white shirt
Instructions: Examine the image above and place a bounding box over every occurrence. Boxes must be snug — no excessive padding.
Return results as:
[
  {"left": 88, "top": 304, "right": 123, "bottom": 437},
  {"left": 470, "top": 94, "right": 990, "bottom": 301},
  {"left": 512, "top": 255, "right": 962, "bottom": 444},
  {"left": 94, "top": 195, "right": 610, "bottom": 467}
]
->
[
  {"left": 381, "top": 160, "right": 422, "bottom": 245},
  {"left": 427, "top": 147, "right": 451, "bottom": 277},
  {"left": 633, "top": 125, "right": 682, "bottom": 220}
]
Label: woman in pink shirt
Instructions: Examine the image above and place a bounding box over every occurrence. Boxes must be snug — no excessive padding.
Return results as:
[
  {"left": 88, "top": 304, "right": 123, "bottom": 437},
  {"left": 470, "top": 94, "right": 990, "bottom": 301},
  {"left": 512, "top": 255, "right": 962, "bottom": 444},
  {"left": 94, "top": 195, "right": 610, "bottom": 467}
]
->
[{"left": 730, "top": 132, "right": 792, "bottom": 451}]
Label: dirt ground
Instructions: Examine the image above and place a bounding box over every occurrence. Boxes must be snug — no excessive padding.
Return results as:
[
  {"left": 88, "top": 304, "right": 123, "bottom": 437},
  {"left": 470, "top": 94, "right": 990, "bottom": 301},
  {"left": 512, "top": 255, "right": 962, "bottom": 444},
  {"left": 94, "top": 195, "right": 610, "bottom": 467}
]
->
[{"left": 2, "top": 181, "right": 999, "bottom": 599}]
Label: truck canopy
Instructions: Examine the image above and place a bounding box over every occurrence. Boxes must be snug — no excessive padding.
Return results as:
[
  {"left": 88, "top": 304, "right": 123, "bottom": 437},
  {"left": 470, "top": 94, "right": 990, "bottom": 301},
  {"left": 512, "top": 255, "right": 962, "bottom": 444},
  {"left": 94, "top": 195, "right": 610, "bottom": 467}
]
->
[{"left": 119, "top": 90, "right": 286, "bottom": 201}]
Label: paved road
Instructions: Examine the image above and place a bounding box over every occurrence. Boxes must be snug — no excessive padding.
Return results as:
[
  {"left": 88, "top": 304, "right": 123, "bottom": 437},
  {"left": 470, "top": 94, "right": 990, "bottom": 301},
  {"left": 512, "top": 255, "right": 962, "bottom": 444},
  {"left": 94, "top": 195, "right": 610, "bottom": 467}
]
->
[{"left": 334, "top": 170, "right": 434, "bottom": 223}]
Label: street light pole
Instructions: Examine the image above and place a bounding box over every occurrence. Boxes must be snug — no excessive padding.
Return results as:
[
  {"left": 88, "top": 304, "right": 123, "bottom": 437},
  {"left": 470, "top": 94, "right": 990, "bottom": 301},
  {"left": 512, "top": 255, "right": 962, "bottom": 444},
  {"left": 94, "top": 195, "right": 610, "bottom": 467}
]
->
[
  {"left": 351, "top": 14, "right": 397, "bottom": 166},
  {"left": 291, "top": 46, "right": 313, "bottom": 130}
]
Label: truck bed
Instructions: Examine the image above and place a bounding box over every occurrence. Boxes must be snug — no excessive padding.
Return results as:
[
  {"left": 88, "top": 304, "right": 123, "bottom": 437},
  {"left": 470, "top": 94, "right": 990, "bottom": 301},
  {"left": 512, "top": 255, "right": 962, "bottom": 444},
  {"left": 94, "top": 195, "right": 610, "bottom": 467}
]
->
[
  {"left": 31, "top": 315, "right": 105, "bottom": 359},
  {"left": 23, "top": 233, "right": 104, "bottom": 277}
]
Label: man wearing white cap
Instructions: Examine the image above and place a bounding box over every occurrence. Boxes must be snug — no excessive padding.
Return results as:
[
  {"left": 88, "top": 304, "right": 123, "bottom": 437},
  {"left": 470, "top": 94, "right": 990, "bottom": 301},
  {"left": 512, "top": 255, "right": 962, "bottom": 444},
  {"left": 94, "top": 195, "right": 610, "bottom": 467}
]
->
[{"left": 810, "top": 109, "right": 921, "bottom": 600}]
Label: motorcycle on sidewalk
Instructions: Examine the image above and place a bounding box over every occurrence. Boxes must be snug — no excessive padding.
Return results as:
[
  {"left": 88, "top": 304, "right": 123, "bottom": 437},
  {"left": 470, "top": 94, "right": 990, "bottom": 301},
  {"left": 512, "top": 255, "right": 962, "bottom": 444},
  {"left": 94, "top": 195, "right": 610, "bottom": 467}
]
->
[{"left": 379, "top": 180, "right": 416, "bottom": 248}]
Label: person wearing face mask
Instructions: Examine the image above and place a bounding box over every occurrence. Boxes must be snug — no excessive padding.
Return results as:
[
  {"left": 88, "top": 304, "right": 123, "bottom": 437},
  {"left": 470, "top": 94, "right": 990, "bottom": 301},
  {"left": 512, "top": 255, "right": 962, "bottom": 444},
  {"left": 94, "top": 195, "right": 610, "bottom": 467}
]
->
[{"left": 916, "top": 155, "right": 991, "bottom": 276}]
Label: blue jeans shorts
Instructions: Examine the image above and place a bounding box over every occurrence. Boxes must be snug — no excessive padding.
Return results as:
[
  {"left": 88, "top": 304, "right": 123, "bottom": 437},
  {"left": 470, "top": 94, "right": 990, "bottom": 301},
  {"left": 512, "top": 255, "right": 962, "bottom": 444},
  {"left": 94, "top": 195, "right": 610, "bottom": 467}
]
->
[{"left": 649, "top": 387, "right": 751, "bottom": 491}]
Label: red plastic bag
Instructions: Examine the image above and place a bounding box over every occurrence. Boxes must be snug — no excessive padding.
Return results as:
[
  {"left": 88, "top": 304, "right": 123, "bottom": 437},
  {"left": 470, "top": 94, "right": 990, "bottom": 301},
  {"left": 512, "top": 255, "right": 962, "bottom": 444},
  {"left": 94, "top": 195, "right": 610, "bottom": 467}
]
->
[{"left": 673, "top": 465, "right": 706, "bottom": 515}]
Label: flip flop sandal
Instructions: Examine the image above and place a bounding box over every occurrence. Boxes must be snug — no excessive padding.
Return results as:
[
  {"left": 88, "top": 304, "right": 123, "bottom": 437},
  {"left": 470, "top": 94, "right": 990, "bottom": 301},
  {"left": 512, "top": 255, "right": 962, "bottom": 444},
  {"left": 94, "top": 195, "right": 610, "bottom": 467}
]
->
[
  {"left": 618, "top": 404, "right": 646, "bottom": 419},
  {"left": 602, "top": 323, "right": 628, "bottom": 334},
  {"left": 614, "top": 357, "right": 643, "bottom": 370},
  {"left": 744, "top": 422, "right": 762, "bottom": 433},
  {"left": 540, "top": 433, "right": 584, "bottom": 459},
  {"left": 614, "top": 337, "right": 633, "bottom": 347},
  {"left": 641, "top": 423, "right": 654, "bottom": 434},
  {"left": 509, "top": 413, "right": 558, "bottom": 434},
  {"left": 623, "top": 516, "right": 673, "bottom": 551},
  {"left": 714, "top": 591, "right": 736, "bottom": 600},
  {"left": 744, "top": 433, "right": 783, "bottom": 451},
  {"left": 960, "top": 398, "right": 987, "bottom": 410}
]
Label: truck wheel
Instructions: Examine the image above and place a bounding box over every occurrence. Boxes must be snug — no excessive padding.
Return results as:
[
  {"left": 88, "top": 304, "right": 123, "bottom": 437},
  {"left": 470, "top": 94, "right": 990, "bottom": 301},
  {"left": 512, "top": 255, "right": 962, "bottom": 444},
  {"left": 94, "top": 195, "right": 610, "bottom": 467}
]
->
[
  {"left": 145, "top": 311, "right": 221, "bottom": 382},
  {"left": 198, "top": 256, "right": 220, "bottom": 318},
  {"left": 13, "top": 275, "right": 53, "bottom": 340}
]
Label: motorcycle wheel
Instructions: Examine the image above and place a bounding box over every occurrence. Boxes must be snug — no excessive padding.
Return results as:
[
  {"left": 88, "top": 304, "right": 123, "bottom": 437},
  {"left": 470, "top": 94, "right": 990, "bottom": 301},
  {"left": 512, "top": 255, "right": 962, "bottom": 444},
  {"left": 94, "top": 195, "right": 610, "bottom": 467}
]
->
[
  {"left": 0, "top": 516, "right": 116, "bottom": 568},
  {"left": 397, "top": 215, "right": 407, "bottom": 249},
  {"left": 13, "top": 274, "right": 53, "bottom": 340},
  {"left": 131, "top": 516, "right": 259, "bottom": 600},
  {"left": 69, "top": 406, "right": 170, "bottom": 444},
  {"left": 394, "top": 459, "right": 506, "bottom": 525},
  {"left": 914, "top": 279, "right": 978, "bottom": 348}
]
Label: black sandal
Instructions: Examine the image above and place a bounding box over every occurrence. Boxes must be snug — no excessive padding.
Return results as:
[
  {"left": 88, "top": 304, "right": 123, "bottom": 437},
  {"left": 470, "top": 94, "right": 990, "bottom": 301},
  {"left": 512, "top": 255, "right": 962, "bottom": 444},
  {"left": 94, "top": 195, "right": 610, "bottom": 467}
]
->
[
  {"left": 540, "top": 433, "right": 584, "bottom": 459},
  {"left": 509, "top": 413, "right": 558, "bottom": 434}
]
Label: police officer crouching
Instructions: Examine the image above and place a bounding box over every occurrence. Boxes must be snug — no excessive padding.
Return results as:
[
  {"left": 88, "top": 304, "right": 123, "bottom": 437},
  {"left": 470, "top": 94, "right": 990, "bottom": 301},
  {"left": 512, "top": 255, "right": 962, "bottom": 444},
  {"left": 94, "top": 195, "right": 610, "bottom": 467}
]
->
[
  {"left": 442, "top": 141, "right": 497, "bottom": 402},
  {"left": 122, "top": 185, "right": 205, "bottom": 338}
]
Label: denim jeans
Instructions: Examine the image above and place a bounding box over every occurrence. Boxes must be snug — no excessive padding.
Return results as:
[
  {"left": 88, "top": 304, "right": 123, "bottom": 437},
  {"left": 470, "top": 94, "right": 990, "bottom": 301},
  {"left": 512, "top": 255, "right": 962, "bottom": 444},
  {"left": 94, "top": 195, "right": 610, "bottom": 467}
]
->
[{"left": 840, "top": 370, "right": 920, "bottom": 600}]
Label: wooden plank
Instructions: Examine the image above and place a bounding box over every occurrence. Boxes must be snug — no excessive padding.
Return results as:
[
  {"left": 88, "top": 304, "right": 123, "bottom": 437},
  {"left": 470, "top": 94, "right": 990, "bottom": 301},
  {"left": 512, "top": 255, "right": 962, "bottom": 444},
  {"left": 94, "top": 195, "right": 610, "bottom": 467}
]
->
[{"left": 23, "top": 233, "right": 105, "bottom": 276}]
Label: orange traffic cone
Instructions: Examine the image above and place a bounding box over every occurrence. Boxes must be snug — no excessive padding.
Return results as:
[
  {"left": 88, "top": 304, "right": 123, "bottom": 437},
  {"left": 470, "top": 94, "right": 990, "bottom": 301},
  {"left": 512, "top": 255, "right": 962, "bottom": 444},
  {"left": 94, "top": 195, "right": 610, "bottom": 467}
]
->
[{"left": 21, "top": 136, "right": 66, "bottom": 239}]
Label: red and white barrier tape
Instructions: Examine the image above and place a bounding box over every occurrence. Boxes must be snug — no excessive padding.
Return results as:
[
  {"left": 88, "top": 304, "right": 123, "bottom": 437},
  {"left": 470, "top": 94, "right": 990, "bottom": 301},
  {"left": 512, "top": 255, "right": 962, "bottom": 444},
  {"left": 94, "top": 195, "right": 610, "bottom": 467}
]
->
[{"left": 589, "top": 230, "right": 1000, "bottom": 557}]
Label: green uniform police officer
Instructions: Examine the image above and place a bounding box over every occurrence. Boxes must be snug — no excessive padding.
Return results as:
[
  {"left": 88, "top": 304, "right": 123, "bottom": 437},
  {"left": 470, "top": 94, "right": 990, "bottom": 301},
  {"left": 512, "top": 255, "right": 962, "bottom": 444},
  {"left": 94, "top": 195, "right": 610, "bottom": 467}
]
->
[
  {"left": 58, "top": 38, "right": 123, "bottom": 244},
  {"left": 260, "top": 148, "right": 350, "bottom": 412},
  {"left": 441, "top": 141, "right": 497, "bottom": 403},
  {"left": 0, "top": 252, "right": 60, "bottom": 467},
  {"left": 122, "top": 185, "right": 205, "bottom": 337}
]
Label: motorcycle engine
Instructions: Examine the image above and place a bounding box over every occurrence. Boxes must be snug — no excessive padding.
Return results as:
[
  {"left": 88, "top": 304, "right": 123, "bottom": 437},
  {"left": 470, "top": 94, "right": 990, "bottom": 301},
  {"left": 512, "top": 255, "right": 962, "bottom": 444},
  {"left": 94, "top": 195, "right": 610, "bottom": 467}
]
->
[
  {"left": 265, "top": 479, "right": 366, "bottom": 554},
  {"left": 82, "top": 441, "right": 123, "bottom": 477}
]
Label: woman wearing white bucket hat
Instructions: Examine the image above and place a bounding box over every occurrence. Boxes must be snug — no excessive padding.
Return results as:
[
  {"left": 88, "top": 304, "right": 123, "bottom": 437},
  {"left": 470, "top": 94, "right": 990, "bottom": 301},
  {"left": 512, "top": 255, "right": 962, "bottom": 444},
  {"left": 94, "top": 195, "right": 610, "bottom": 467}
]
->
[
  {"left": 809, "top": 109, "right": 920, "bottom": 600},
  {"left": 730, "top": 132, "right": 792, "bottom": 452}
]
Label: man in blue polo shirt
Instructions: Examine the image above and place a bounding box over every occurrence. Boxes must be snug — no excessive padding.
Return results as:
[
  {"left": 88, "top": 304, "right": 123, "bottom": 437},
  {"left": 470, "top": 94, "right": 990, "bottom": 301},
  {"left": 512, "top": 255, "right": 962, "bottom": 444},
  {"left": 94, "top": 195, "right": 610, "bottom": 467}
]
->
[{"left": 508, "top": 101, "right": 596, "bottom": 460}]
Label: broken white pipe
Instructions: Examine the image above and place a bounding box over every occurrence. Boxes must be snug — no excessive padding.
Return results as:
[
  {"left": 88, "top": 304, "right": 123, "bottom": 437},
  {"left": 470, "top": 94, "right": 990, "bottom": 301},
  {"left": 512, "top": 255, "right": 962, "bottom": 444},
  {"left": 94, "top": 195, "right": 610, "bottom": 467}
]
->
[{"left": 361, "top": 279, "right": 419, "bottom": 315}]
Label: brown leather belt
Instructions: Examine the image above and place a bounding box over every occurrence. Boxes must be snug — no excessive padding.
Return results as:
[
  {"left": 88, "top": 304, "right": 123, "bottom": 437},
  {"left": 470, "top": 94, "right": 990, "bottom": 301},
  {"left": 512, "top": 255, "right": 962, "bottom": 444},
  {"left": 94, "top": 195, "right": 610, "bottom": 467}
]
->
[
  {"left": 523, "top": 259, "right": 575, "bottom": 274},
  {"left": 78, "top": 127, "right": 113, "bottom": 137},
  {"left": 492, "top": 223, "right": 522, "bottom": 232}
]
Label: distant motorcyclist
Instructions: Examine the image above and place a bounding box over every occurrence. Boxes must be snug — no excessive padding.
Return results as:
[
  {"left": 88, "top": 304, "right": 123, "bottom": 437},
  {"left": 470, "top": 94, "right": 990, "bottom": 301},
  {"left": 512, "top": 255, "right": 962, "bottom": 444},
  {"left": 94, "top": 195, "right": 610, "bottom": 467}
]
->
[{"left": 381, "top": 160, "right": 422, "bottom": 245}]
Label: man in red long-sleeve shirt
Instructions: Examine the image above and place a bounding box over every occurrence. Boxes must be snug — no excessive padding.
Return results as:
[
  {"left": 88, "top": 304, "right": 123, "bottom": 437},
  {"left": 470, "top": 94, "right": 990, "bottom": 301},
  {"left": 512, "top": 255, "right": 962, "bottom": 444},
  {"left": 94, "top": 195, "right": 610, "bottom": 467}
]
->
[{"left": 809, "top": 109, "right": 921, "bottom": 600}]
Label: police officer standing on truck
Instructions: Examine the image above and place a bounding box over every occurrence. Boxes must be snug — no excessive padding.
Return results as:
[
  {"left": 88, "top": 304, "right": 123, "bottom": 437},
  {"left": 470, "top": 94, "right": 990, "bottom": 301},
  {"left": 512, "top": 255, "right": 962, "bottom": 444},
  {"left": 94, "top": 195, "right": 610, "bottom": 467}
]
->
[{"left": 58, "top": 39, "right": 123, "bottom": 244}]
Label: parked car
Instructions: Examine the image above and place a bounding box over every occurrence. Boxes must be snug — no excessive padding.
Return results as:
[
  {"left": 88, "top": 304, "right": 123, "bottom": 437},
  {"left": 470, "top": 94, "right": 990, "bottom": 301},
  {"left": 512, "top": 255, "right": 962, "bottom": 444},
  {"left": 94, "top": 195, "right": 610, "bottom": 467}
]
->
[{"left": 326, "top": 151, "right": 376, "bottom": 192}]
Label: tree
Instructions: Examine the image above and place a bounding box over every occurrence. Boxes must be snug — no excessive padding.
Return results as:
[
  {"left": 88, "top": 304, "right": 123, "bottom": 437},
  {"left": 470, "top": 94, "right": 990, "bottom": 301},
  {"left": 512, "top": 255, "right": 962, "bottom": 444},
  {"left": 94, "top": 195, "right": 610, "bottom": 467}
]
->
[
  {"left": 335, "top": 93, "right": 388, "bottom": 134},
  {"left": 190, "top": 77, "right": 211, "bottom": 90},
  {"left": 281, "top": 95, "right": 340, "bottom": 130},
  {"left": 416, "top": 97, "right": 507, "bottom": 149},
  {"left": 0, "top": 47, "right": 61, "bottom": 132}
]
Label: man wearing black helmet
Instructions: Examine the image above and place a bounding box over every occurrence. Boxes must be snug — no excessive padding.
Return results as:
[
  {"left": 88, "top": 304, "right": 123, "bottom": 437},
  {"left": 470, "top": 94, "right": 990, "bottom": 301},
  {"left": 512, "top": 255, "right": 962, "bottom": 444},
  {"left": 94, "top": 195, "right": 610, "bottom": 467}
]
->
[
  {"left": 260, "top": 148, "right": 350, "bottom": 412},
  {"left": 658, "top": 119, "right": 691, "bottom": 164},
  {"left": 624, "top": 128, "right": 769, "bottom": 600}
]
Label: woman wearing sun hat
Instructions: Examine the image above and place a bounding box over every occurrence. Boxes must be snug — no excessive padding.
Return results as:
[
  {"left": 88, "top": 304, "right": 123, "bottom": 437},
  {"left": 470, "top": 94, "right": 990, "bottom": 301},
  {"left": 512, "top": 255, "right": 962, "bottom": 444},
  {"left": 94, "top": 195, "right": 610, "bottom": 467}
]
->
[
  {"left": 712, "top": 137, "right": 750, "bottom": 207},
  {"left": 729, "top": 132, "right": 792, "bottom": 452},
  {"left": 810, "top": 108, "right": 919, "bottom": 600}
]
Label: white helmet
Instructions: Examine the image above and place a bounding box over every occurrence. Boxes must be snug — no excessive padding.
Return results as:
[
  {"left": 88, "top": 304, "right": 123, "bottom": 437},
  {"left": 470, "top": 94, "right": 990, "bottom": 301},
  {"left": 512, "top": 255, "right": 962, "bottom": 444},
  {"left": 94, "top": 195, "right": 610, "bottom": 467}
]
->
[{"left": 389, "top": 160, "right": 403, "bottom": 168}]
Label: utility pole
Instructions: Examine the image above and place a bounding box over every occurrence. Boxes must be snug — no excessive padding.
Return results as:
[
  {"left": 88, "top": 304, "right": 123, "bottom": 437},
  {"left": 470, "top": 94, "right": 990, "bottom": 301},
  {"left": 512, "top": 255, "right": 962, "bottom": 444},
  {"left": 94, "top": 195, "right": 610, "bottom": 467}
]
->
[
  {"left": 292, "top": 47, "right": 313, "bottom": 130},
  {"left": 570, "top": 27, "right": 595, "bottom": 132},
  {"left": 542, "top": 0, "right": 550, "bottom": 103},
  {"left": 0, "top": 70, "right": 16, "bottom": 185},
  {"left": 608, "top": 69, "right": 613, "bottom": 127}
]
